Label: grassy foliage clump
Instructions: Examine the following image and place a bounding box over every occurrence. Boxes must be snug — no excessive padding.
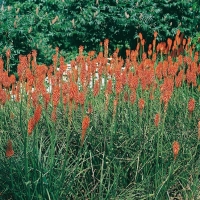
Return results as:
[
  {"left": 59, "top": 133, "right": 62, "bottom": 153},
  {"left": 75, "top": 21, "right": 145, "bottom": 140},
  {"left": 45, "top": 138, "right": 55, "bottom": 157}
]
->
[{"left": 0, "top": 31, "right": 200, "bottom": 199}]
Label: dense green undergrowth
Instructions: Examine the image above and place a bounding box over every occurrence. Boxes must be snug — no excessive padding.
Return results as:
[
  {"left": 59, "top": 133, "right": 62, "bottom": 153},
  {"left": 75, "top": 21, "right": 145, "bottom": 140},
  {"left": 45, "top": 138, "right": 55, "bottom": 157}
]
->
[{"left": 0, "top": 0, "right": 200, "bottom": 73}]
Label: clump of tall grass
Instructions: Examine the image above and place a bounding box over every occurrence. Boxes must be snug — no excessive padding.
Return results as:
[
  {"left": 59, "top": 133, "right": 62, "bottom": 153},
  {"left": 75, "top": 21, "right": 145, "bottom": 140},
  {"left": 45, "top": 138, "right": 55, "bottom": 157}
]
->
[{"left": 0, "top": 30, "right": 200, "bottom": 199}]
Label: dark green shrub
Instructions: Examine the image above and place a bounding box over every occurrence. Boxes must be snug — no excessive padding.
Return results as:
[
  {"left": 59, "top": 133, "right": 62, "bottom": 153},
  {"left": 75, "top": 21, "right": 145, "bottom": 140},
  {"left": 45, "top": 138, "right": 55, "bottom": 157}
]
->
[
  {"left": 192, "top": 32, "right": 200, "bottom": 52},
  {"left": 1, "top": 0, "right": 199, "bottom": 72}
]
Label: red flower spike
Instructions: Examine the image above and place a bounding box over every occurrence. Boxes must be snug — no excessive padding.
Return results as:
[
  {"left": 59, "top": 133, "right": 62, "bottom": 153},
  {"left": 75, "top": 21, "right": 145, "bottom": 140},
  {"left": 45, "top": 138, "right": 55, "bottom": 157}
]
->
[
  {"left": 154, "top": 113, "right": 160, "bottom": 127},
  {"left": 34, "top": 104, "right": 42, "bottom": 124},
  {"left": 93, "top": 80, "right": 99, "bottom": 97},
  {"left": 81, "top": 116, "right": 90, "bottom": 145},
  {"left": 172, "top": 141, "right": 180, "bottom": 160},
  {"left": 188, "top": 98, "right": 195, "bottom": 113},
  {"left": 138, "top": 98, "right": 145, "bottom": 114},
  {"left": 6, "top": 139, "right": 14, "bottom": 158},
  {"left": 28, "top": 117, "right": 35, "bottom": 135}
]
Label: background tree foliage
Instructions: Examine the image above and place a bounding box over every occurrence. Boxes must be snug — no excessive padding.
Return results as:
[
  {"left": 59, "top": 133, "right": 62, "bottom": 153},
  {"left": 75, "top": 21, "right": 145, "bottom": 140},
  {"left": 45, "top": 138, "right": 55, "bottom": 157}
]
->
[{"left": 0, "top": 0, "right": 199, "bottom": 72}]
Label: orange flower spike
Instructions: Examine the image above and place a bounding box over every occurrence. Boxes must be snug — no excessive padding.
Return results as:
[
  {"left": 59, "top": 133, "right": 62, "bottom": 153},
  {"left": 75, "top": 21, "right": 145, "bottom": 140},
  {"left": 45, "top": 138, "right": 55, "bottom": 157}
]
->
[
  {"left": 82, "top": 115, "right": 90, "bottom": 131},
  {"left": 182, "top": 38, "right": 186, "bottom": 46},
  {"left": 176, "top": 37, "right": 181, "bottom": 46},
  {"left": 138, "top": 32, "right": 143, "bottom": 40},
  {"left": 51, "top": 107, "right": 57, "bottom": 122},
  {"left": 126, "top": 49, "right": 130, "bottom": 58},
  {"left": 138, "top": 98, "right": 145, "bottom": 114},
  {"left": 167, "top": 38, "right": 172, "bottom": 51},
  {"left": 81, "top": 116, "right": 90, "bottom": 145},
  {"left": 55, "top": 46, "right": 59, "bottom": 53},
  {"left": 152, "top": 53, "right": 157, "bottom": 62},
  {"left": 148, "top": 50, "right": 152, "bottom": 56},
  {"left": 10, "top": 74, "right": 16, "bottom": 85},
  {"left": 79, "top": 45, "right": 84, "bottom": 56},
  {"left": 142, "top": 52, "right": 147, "bottom": 60},
  {"left": 141, "top": 39, "right": 145, "bottom": 46},
  {"left": 43, "top": 92, "right": 51, "bottom": 109},
  {"left": 188, "top": 98, "right": 195, "bottom": 114},
  {"left": 153, "top": 39, "right": 156, "bottom": 49},
  {"left": 6, "top": 49, "right": 11, "bottom": 59},
  {"left": 148, "top": 44, "right": 152, "bottom": 50},
  {"left": 34, "top": 104, "right": 42, "bottom": 124},
  {"left": 154, "top": 31, "right": 158, "bottom": 38},
  {"left": 0, "top": 88, "right": 7, "bottom": 105},
  {"left": 6, "top": 139, "right": 14, "bottom": 158},
  {"left": 52, "top": 85, "right": 60, "bottom": 108},
  {"left": 78, "top": 92, "right": 85, "bottom": 106},
  {"left": 172, "top": 141, "right": 180, "bottom": 160},
  {"left": 130, "top": 89, "right": 136, "bottom": 104},
  {"left": 115, "top": 80, "right": 123, "bottom": 95},
  {"left": 194, "top": 52, "right": 199, "bottom": 63},
  {"left": 106, "top": 79, "right": 113, "bottom": 94},
  {"left": 154, "top": 113, "right": 160, "bottom": 127},
  {"left": 175, "top": 70, "right": 184, "bottom": 88},
  {"left": 176, "top": 29, "right": 180, "bottom": 36},
  {"left": 104, "top": 39, "right": 109, "bottom": 47},
  {"left": 156, "top": 43, "right": 160, "bottom": 53},
  {"left": 136, "top": 43, "right": 140, "bottom": 52},
  {"left": 32, "top": 50, "right": 37, "bottom": 59},
  {"left": 187, "top": 37, "right": 191, "bottom": 47},
  {"left": 28, "top": 117, "right": 35, "bottom": 135}
]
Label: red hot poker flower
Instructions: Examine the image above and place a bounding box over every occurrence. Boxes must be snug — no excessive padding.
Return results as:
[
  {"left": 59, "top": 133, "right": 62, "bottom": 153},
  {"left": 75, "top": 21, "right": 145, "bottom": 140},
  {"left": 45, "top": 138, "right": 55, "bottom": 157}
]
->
[
  {"left": 130, "top": 89, "right": 136, "bottom": 104},
  {"left": 78, "top": 92, "right": 85, "bottom": 105},
  {"left": 82, "top": 116, "right": 90, "bottom": 131},
  {"left": 34, "top": 104, "right": 42, "bottom": 124},
  {"left": 106, "top": 79, "right": 113, "bottom": 94},
  {"left": 28, "top": 117, "right": 35, "bottom": 135},
  {"left": 51, "top": 107, "right": 57, "bottom": 122},
  {"left": 138, "top": 98, "right": 145, "bottom": 114},
  {"left": 81, "top": 116, "right": 90, "bottom": 145},
  {"left": 188, "top": 98, "right": 195, "bottom": 113},
  {"left": 52, "top": 86, "right": 60, "bottom": 108},
  {"left": 154, "top": 113, "right": 160, "bottom": 127},
  {"left": 172, "top": 141, "right": 180, "bottom": 160},
  {"left": 6, "top": 139, "right": 14, "bottom": 158},
  {"left": 6, "top": 49, "right": 11, "bottom": 58}
]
